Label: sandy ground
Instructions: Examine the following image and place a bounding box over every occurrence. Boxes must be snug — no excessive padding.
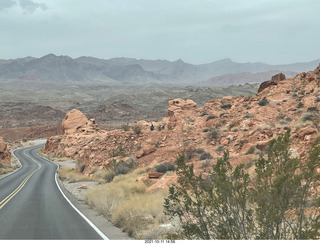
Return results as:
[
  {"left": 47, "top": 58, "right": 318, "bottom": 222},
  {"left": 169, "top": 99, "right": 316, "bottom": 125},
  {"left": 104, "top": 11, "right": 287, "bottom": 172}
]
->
[{"left": 60, "top": 181, "right": 99, "bottom": 201}]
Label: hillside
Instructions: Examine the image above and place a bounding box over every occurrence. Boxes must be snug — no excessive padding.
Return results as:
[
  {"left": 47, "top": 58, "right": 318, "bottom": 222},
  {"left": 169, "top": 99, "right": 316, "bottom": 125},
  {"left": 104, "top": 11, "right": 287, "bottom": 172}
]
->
[{"left": 43, "top": 64, "right": 320, "bottom": 192}]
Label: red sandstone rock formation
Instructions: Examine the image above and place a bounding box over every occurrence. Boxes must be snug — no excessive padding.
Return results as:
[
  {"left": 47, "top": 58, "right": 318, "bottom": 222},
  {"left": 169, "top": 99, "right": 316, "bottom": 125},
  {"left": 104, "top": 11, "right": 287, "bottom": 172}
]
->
[{"left": 43, "top": 66, "right": 320, "bottom": 191}]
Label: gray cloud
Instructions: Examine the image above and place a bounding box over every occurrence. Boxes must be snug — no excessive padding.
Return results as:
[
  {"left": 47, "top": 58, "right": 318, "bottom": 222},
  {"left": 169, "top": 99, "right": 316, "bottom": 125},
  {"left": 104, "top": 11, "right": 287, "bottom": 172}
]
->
[
  {"left": 0, "top": 0, "right": 319, "bottom": 64},
  {"left": 0, "top": 0, "right": 17, "bottom": 11},
  {"left": 18, "top": 0, "right": 47, "bottom": 14}
]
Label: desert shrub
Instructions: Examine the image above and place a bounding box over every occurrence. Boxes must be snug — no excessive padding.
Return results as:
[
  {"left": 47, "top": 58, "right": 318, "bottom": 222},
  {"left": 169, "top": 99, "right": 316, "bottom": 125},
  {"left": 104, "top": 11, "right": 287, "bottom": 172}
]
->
[
  {"left": 200, "top": 111, "right": 208, "bottom": 117},
  {"left": 258, "top": 97, "right": 269, "bottom": 106},
  {"left": 296, "top": 102, "right": 304, "bottom": 108},
  {"left": 307, "top": 106, "right": 317, "bottom": 112},
  {"left": 0, "top": 164, "right": 14, "bottom": 175},
  {"left": 104, "top": 170, "right": 116, "bottom": 183},
  {"left": 285, "top": 116, "right": 292, "bottom": 122},
  {"left": 164, "top": 130, "right": 320, "bottom": 239},
  {"left": 79, "top": 163, "right": 86, "bottom": 173},
  {"left": 109, "top": 144, "right": 127, "bottom": 157},
  {"left": 244, "top": 160, "right": 255, "bottom": 170},
  {"left": 184, "top": 148, "right": 195, "bottom": 161},
  {"left": 85, "top": 170, "right": 168, "bottom": 239},
  {"left": 201, "top": 159, "right": 211, "bottom": 168},
  {"left": 221, "top": 104, "right": 232, "bottom": 109},
  {"left": 132, "top": 125, "right": 142, "bottom": 135},
  {"left": 315, "top": 97, "right": 320, "bottom": 103},
  {"left": 121, "top": 124, "right": 130, "bottom": 131},
  {"left": 245, "top": 146, "right": 255, "bottom": 155},
  {"left": 206, "top": 127, "right": 219, "bottom": 142},
  {"left": 277, "top": 114, "right": 285, "bottom": 119},
  {"left": 243, "top": 112, "right": 254, "bottom": 119},
  {"left": 206, "top": 115, "right": 217, "bottom": 121},
  {"left": 200, "top": 152, "right": 212, "bottom": 160},
  {"left": 195, "top": 148, "right": 205, "bottom": 154},
  {"left": 58, "top": 167, "right": 91, "bottom": 182},
  {"left": 155, "top": 162, "right": 175, "bottom": 173},
  {"left": 110, "top": 157, "right": 138, "bottom": 176},
  {"left": 279, "top": 120, "right": 288, "bottom": 125},
  {"left": 301, "top": 112, "right": 313, "bottom": 122},
  {"left": 215, "top": 145, "right": 225, "bottom": 152},
  {"left": 202, "top": 128, "right": 209, "bottom": 132}
]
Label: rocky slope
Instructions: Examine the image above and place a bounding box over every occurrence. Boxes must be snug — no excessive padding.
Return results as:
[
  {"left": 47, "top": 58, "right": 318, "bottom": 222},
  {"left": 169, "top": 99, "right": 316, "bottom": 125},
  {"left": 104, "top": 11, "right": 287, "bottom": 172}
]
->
[
  {"left": 0, "top": 138, "right": 11, "bottom": 165},
  {"left": 43, "top": 64, "right": 320, "bottom": 191}
]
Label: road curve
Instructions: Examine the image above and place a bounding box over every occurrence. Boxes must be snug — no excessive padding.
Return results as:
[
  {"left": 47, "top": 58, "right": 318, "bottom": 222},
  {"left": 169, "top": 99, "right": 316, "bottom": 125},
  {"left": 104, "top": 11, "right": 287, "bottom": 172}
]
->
[{"left": 0, "top": 145, "right": 106, "bottom": 240}]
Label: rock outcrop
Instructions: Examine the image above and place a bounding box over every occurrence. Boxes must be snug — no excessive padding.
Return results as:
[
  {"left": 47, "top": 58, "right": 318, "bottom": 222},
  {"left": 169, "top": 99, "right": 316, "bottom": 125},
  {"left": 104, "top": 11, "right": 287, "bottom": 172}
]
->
[
  {"left": 0, "top": 138, "right": 11, "bottom": 165},
  {"left": 258, "top": 73, "right": 286, "bottom": 93},
  {"left": 44, "top": 66, "right": 320, "bottom": 192},
  {"left": 62, "top": 109, "right": 90, "bottom": 135}
]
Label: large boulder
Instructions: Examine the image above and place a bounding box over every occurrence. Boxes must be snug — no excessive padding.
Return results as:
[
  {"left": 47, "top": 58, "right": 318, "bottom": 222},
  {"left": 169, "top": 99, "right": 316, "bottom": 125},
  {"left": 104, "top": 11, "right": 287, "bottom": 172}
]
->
[
  {"left": 62, "top": 109, "right": 89, "bottom": 135},
  {"left": 258, "top": 73, "right": 286, "bottom": 93}
]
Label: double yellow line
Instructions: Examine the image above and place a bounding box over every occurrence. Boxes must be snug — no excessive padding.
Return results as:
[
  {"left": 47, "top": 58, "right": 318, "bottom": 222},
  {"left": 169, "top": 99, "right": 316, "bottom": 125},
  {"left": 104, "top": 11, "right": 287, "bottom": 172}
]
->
[{"left": 0, "top": 150, "right": 42, "bottom": 210}]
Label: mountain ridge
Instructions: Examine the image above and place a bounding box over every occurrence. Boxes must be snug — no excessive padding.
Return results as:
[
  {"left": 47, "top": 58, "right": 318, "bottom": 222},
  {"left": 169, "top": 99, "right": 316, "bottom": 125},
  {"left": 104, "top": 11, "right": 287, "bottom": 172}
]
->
[{"left": 1, "top": 54, "right": 319, "bottom": 86}]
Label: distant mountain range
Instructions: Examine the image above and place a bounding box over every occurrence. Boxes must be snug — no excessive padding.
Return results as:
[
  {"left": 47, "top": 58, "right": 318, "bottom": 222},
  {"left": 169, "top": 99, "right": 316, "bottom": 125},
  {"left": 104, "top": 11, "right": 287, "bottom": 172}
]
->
[{"left": 0, "top": 54, "right": 319, "bottom": 86}]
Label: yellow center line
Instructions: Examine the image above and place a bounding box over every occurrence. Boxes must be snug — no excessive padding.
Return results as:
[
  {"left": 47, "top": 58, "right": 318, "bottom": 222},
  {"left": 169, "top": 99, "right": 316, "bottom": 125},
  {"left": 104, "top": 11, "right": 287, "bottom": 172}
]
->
[{"left": 0, "top": 149, "right": 42, "bottom": 210}]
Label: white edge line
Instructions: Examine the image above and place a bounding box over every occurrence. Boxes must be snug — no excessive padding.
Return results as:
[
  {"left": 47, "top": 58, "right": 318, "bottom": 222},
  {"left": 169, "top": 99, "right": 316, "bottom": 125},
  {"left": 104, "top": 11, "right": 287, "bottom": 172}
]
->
[{"left": 35, "top": 149, "right": 109, "bottom": 240}]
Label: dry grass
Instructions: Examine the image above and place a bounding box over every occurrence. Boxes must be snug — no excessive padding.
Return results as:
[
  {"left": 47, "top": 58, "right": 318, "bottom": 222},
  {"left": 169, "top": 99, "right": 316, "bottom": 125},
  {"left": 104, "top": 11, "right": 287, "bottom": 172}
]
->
[
  {"left": 58, "top": 167, "right": 91, "bottom": 182},
  {"left": 0, "top": 166, "right": 14, "bottom": 175},
  {"left": 85, "top": 169, "right": 171, "bottom": 239}
]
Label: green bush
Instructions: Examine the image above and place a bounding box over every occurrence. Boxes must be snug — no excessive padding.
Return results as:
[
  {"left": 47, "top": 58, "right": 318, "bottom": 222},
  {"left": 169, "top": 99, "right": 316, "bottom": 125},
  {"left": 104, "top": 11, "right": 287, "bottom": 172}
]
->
[
  {"left": 195, "top": 148, "right": 205, "bottom": 154},
  {"left": 199, "top": 152, "right": 212, "bottom": 160},
  {"left": 164, "top": 130, "right": 320, "bottom": 240},
  {"left": 121, "top": 124, "right": 130, "bottom": 131},
  {"left": 155, "top": 162, "right": 175, "bottom": 173},
  {"left": 206, "top": 115, "right": 217, "bottom": 121},
  {"left": 132, "top": 125, "right": 142, "bottom": 135},
  {"left": 206, "top": 127, "right": 219, "bottom": 142},
  {"left": 221, "top": 104, "right": 232, "bottom": 109},
  {"left": 296, "top": 102, "right": 304, "bottom": 108},
  {"left": 307, "top": 106, "right": 317, "bottom": 112},
  {"left": 200, "top": 111, "right": 208, "bottom": 117},
  {"left": 258, "top": 97, "right": 269, "bottom": 106}
]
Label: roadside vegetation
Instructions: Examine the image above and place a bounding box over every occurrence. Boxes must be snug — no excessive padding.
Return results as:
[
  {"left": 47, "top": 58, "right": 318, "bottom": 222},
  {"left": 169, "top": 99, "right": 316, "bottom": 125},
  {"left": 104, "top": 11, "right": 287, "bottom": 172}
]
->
[
  {"left": 58, "top": 167, "right": 91, "bottom": 182},
  {"left": 164, "top": 129, "right": 320, "bottom": 240},
  {"left": 85, "top": 168, "right": 174, "bottom": 239},
  {"left": 0, "top": 163, "right": 14, "bottom": 175}
]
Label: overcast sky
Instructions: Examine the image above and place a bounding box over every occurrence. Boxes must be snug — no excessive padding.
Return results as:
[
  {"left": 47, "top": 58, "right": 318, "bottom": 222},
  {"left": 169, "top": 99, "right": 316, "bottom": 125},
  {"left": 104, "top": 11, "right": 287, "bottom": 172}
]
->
[{"left": 0, "top": 0, "right": 319, "bottom": 64}]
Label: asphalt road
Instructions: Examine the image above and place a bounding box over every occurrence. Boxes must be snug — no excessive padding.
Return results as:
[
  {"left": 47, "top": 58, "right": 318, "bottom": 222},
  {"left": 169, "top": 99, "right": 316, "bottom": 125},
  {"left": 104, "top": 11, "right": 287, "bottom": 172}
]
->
[{"left": 0, "top": 145, "right": 107, "bottom": 240}]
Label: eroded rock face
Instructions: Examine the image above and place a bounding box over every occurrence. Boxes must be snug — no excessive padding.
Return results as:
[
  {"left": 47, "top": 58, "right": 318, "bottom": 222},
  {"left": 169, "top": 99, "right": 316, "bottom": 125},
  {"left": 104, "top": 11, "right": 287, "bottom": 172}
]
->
[
  {"left": 62, "top": 109, "right": 89, "bottom": 135},
  {"left": 0, "top": 138, "right": 11, "bottom": 165}
]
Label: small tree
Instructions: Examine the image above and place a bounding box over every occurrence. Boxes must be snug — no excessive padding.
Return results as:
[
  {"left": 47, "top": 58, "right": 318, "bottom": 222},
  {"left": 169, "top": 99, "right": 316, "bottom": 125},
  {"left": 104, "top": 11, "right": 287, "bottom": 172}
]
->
[
  {"left": 164, "top": 151, "right": 253, "bottom": 239},
  {"left": 164, "top": 129, "right": 320, "bottom": 240},
  {"left": 252, "top": 129, "right": 320, "bottom": 239}
]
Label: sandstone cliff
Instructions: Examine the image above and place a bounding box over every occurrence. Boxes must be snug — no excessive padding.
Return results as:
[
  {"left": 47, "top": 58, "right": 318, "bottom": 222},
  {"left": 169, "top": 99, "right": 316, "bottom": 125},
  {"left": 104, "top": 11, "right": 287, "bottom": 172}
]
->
[{"left": 43, "top": 64, "right": 320, "bottom": 191}]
